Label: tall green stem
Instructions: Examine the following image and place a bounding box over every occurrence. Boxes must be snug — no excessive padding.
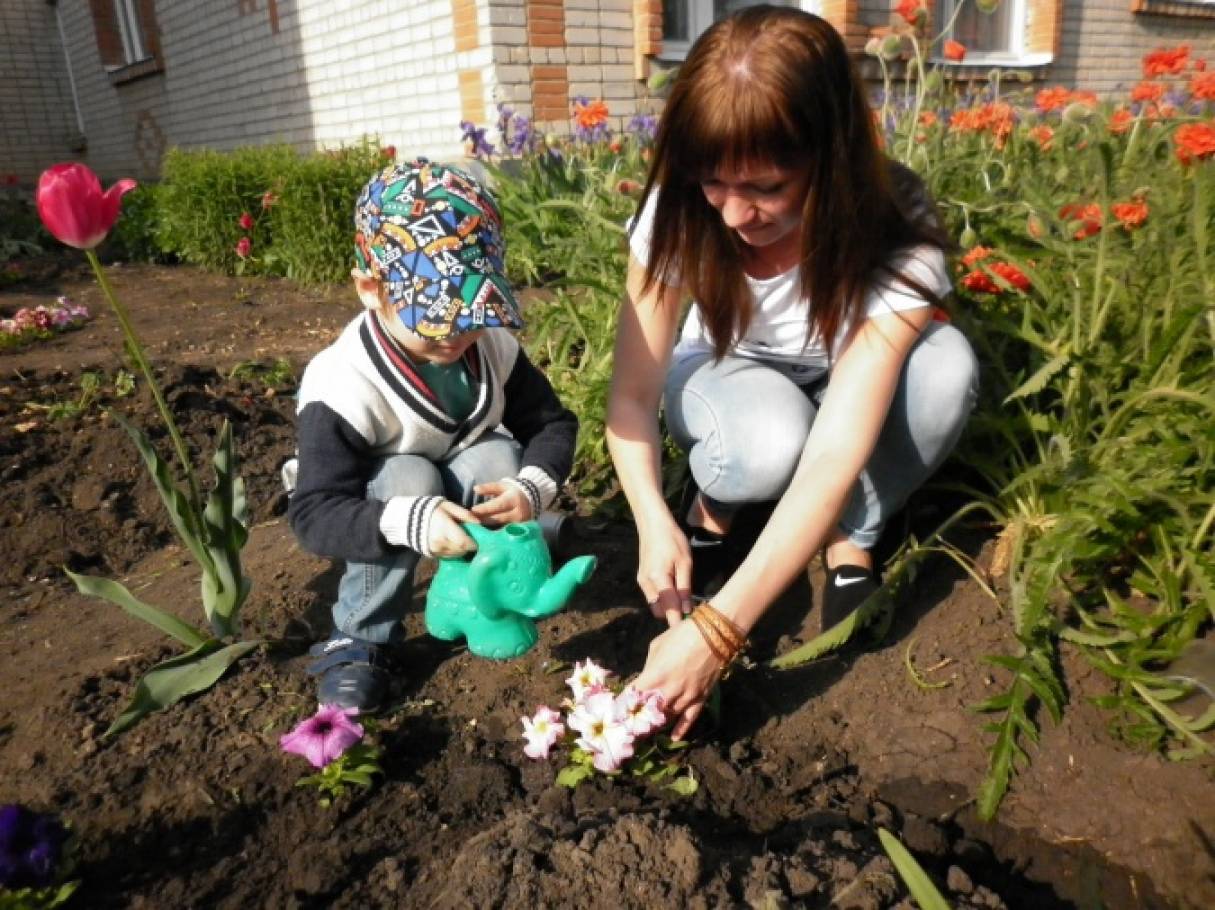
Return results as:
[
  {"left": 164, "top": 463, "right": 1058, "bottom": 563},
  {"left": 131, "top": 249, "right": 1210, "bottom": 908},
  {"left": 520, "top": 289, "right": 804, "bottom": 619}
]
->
[{"left": 85, "top": 250, "right": 204, "bottom": 516}]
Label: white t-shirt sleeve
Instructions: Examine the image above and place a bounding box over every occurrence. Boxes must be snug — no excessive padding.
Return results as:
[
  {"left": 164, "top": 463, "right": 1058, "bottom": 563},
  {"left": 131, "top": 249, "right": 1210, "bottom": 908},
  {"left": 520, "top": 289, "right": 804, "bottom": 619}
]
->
[{"left": 863, "top": 244, "right": 951, "bottom": 318}]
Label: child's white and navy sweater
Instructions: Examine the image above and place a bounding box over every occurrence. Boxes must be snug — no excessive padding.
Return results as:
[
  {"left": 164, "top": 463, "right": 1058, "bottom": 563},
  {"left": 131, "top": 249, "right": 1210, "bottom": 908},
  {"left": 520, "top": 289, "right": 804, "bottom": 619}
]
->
[{"left": 288, "top": 311, "right": 577, "bottom": 563}]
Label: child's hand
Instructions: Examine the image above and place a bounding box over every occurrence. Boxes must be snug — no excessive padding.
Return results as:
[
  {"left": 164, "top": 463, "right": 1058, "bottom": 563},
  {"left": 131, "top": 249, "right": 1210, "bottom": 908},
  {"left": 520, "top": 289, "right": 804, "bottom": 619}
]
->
[
  {"left": 471, "top": 481, "right": 533, "bottom": 527},
  {"left": 428, "top": 500, "right": 479, "bottom": 557}
]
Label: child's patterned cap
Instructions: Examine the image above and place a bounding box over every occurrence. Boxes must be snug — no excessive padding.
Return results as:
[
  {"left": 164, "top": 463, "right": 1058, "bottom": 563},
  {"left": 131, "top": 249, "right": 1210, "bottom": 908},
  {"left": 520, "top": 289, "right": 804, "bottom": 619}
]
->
[{"left": 354, "top": 159, "right": 523, "bottom": 339}]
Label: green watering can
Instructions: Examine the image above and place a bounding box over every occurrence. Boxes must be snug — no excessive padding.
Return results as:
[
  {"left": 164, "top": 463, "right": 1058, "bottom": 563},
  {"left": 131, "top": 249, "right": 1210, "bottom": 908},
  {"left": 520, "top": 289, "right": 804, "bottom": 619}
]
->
[{"left": 424, "top": 520, "right": 597, "bottom": 660}]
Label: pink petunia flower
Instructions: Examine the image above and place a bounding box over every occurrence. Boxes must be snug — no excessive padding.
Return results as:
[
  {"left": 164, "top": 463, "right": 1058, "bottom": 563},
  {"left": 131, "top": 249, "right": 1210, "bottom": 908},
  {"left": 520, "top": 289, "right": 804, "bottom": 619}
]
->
[
  {"left": 566, "top": 658, "right": 610, "bottom": 702},
  {"left": 279, "top": 704, "right": 364, "bottom": 769},
  {"left": 568, "top": 690, "right": 635, "bottom": 772},
  {"left": 615, "top": 686, "right": 666, "bottom": 737},
  {"left": 521, "top": 705, "right": 565, "bottom": 760}
]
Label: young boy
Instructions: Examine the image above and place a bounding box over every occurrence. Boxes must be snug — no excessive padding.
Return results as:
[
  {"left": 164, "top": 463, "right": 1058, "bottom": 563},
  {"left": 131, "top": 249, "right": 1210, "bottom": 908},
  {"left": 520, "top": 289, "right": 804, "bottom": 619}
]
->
[{"left": 289, "top": 159, "right": 578, "bottom": 712}]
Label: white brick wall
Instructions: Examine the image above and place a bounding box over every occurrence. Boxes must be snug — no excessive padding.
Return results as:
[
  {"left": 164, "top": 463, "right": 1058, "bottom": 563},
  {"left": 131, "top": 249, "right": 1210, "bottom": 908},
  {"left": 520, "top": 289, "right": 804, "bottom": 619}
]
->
[
  {"left": 0, "top": 0, "right": 81, "bottom": 183},
  {"left": 5, "top": 0, "right": 658, "bottom": 182}
]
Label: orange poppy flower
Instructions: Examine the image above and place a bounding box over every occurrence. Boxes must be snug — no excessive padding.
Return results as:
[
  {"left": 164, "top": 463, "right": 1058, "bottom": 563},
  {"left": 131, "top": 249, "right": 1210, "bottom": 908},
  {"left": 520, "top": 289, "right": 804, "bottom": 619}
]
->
[
  {"left": 1111, "top": 199, "right": 1149, "bottom": 230},
  {"left": 1192, "top": 72, "right": 1215, "bottom": 102},
  {"left": 961, "top": 261, "right": 1030, "bottom": 295},
  {"left": 1029, "top": 125, "right": 1054, "bottom": 150},
  {"left": 573, "top": 99, "right": 610, "bottom": 130},
  {"left": 1035, "top": 87, "right": 1072, "bottom": 112},
  {"left": 1143, "top": 46, "right": 1190, "bottom": 78},
  {"left": 1131, "top": 81, "right": 1165, "bottom": 103},
  {"left": 1109, "top": 109, "right": 1134, "bottom": 134},
  {"left": 896, "top": 0, "right": 925, "bottom": 26},
  {"left": 943, "top": 39, "right": 966, "bottom": 62},
  {"left": 1058, "top": 202, "right": 1103, "bottom": 240},
  {"left": 1175, "top": 122, "right": 1215, "bottom": 165},
  {"left": 961, "top": 245, "right": 993, "bottom": 267}
]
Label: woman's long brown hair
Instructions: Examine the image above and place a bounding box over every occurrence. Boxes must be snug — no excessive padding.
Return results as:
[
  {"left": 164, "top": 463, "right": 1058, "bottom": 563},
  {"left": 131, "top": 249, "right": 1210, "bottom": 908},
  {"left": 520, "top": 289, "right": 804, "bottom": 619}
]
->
[{"left": 635, "top": 5, "right": 947, "bottom": 360}]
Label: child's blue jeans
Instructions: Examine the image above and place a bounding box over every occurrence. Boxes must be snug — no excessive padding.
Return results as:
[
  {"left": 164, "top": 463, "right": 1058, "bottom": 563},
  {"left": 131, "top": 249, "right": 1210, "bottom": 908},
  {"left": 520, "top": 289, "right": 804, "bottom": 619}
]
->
[
  {"left": 332, "top": 432, "right": 522, "bottom": 644},
  {"left": 662, "top": 320, "right": 979, "bottom": 549}
]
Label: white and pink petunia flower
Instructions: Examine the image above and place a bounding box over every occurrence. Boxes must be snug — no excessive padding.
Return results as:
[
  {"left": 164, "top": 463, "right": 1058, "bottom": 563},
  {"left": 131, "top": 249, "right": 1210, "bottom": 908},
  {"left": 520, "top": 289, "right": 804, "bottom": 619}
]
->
[
  {"left": 615, "top": 686, "right": 666, "bottom": 737},
  {"left": 565, "top": 658, "right": 610, "bottom": 702},
  {"left": 521, "top": 705, "right": 565, "bottom": 760},
  {"left": 568, "top": 689, "right": 635, "bottom": 772}
]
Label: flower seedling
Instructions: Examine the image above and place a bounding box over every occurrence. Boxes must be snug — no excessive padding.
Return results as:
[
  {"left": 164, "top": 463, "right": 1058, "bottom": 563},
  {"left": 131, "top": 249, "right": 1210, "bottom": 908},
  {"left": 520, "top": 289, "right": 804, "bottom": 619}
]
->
[
  {"left": 521, "top": 659, "right": 697, "bottom": 796},
  {"left": 280, "top": 705, "right": 383, "bottom": 807},
  {"left": 0, "top": 804, "right": 78, "bottom": 909}
]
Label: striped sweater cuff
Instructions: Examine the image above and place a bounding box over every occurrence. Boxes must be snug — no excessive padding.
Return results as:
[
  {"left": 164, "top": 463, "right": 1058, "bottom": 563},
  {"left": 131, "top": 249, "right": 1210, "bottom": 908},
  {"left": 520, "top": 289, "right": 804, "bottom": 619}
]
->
[
  {"left": 380, "top": 495, "right": 444, "bottom": 557},
  {"left": 503, "top": 466, "right": 559, "bottom": 519}
]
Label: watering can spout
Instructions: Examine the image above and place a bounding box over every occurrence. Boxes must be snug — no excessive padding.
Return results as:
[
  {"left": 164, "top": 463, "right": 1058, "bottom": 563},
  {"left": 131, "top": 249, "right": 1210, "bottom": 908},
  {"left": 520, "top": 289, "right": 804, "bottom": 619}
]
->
[{"left": 521, "top": 555, "right": 597, "bottom": 619}]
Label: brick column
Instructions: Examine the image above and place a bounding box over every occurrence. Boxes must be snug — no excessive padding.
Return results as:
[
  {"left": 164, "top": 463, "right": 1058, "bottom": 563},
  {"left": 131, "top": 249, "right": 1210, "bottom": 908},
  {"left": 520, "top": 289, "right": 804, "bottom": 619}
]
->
[
  {"left": 819, "top": 0, "right": 865, "bottom": 53},
  {"left": 632, "top": 0, "right": 662, "bottom": 80},
  {"left": 1027, "top": 0, "right": 1063, "bottom": 57},
  {"left": 528, "top": 0, "right": 569, "bottom": 125},
  {"left": 459, "top": 69, "right": 486, "bottom": 125}
]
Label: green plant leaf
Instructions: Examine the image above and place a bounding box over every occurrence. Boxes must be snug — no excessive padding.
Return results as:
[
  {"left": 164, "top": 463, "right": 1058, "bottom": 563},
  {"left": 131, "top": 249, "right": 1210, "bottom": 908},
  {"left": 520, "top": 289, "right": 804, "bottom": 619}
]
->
[
  {"left": 65, "top": 568, "right": 208, "bottom": 648},
  {"left": 106, "top": 638, "right": 260, "bottom": 736},
  {"left": 877, "top": 828, "right": 951, "bottom": 910},
  {"left": 555, "top": 762, "right": 594, "bottom": 788},
  {"left": 200, "top": 420, "right": 252, "bottom": 636},
  {"left": 665, "top": 771, "right": 698, "bottom": 797},
  {"left": 111, "top": 412, "right": 211, "bottom": 572}
]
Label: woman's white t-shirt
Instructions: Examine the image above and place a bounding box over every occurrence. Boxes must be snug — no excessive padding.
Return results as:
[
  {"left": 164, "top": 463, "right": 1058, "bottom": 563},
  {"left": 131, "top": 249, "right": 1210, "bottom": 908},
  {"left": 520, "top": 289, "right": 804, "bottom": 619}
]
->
[{"left": 628, "top": 191, "right": 952, "bottom": 385}]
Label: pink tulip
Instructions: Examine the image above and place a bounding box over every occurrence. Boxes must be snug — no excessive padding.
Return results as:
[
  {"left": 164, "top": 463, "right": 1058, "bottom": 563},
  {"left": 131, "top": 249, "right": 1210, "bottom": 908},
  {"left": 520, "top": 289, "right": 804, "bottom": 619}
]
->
[
  {"left": 36, "top": 163, "right": 136, "bottom": 250},
  {"left": 235, "top": 236, "right": 252, "bottom": 258},
  {"left": 238, "top": 211, "right": 254, "bottom": 231}
]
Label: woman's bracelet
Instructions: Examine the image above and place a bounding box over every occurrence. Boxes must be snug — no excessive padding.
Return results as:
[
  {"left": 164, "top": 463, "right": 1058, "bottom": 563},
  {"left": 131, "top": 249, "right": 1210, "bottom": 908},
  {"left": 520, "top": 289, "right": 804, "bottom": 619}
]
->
[{"left": 689, "top": 602, "right": 748, "bottom": 665}]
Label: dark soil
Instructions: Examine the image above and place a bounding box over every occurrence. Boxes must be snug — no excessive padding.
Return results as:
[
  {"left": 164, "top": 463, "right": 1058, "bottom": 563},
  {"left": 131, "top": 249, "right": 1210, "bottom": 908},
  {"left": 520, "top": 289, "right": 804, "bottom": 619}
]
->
[{"left": 1, "top": 258, "right": 1212, "bottom": 909}]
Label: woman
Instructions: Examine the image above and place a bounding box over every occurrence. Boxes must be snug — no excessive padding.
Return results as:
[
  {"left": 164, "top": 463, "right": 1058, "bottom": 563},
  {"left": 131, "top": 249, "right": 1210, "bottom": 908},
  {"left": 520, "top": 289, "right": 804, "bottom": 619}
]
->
[{"left": 606, "top": 6, "right": 978, "bottom": 738}]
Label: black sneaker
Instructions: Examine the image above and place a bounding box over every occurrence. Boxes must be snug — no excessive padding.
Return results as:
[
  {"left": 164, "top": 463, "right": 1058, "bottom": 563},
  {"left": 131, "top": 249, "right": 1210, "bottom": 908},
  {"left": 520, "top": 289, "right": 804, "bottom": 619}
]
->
[
  {"left": 306, "top": 634, "right": 393, "bottom": 713},
  {"left": 678, "top": 481, "right": 751, "bottom": 601},
  {"left": 821, "top": 564, "right": 880, "bottom": 632}
]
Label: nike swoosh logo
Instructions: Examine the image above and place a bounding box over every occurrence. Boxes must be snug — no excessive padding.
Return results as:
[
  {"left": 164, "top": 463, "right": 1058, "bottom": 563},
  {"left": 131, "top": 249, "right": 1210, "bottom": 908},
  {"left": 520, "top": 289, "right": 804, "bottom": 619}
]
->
[
  {"left": 833, "top": 575, "right": 868, "bottom": 588},
  {"left": 689, "top": 538, "right": 723, "bottom": 549}
]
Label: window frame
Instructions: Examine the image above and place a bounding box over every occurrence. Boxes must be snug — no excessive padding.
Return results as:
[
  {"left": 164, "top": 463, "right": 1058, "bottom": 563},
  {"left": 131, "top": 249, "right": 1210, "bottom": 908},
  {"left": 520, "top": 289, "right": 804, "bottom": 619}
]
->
[
  {"left": 932, "top": 0, "right": 1053, "bottom": 67},
  {"left": 1132, "top": 0, "right": 1215, "bottom": 19},
  {"left": 656, "top": 0, "right": 815, "bottom": 61}
]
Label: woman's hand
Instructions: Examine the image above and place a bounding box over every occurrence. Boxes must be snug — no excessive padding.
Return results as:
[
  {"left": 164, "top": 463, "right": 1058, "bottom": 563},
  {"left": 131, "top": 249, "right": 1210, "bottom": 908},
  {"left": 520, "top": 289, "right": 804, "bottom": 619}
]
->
[
  {"left": 427, "top": 500, "right": 479, "bottom": 557},
  {"left": 470, "top": 480, "right": 533, "bottom": 527},
  {"left": 635, "top": 511, "right": 694, "bottom": 628},
  {"left": 634, "top": 618, "right": 723, "bottom": 740}
]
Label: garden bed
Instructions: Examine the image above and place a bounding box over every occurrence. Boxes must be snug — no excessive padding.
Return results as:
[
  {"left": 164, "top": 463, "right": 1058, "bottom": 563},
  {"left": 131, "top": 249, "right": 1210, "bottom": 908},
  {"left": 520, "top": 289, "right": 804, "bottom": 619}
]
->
[{"left": 1, "top": 261, "right": 1211, "bottom": 908}]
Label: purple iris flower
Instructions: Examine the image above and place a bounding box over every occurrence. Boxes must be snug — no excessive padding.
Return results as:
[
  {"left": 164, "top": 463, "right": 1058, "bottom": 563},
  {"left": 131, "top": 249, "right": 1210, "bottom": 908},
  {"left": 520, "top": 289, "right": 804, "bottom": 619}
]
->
[
  {"left": 0, "top": 804, "right": 67, "bottom": 889},
  {"left": 459, "top": 120, "right": 496, "bottom": 159},
  {"left": 627, "top": 114, "right": 658, "bottom": 142}
]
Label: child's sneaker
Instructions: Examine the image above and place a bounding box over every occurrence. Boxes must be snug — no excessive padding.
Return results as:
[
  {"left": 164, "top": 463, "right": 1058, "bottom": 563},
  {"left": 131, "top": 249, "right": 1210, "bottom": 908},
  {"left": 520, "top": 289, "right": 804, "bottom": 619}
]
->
[{"left": 306, "top": 634, "right": 392, "bottom": 712}]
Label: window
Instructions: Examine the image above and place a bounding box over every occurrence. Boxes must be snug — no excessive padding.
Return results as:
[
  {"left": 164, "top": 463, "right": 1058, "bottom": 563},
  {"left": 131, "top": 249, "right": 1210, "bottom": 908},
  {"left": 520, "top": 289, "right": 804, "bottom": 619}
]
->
[
  {"left": 935, "top": 0, "right": 1052, "bottom": 65},
  {"left": 86, "top": 0, "right": 163, "bottom": 83},
  {"left": 659, "top": 0, "right": 799, "bottom": 59},
  {"left": 113, "top": 0, "right": 150, "bottom": 65}
]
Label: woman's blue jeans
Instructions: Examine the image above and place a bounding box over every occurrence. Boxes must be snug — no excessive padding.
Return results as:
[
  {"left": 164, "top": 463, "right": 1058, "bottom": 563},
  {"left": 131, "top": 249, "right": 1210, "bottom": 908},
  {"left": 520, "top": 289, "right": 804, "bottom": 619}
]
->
[
  {"left": 662, "top": 321, "right": 979, "bottom": 549},
  {"left": 332, "top": 432, "right": 522, "bottom": 644}
]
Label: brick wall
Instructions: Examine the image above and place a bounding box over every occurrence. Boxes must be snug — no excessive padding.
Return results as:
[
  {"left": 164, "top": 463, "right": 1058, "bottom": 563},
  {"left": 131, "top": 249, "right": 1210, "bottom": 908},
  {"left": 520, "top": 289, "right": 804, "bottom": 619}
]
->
[
  {"left": 0, "top": 1, "right": 81, "bottom": 184},
  {"left": 1051, "top": 0, "right": 1215, "bottom": 94},
  {"left": 23, "top": 0, "right": 497, "bottom": 181}
]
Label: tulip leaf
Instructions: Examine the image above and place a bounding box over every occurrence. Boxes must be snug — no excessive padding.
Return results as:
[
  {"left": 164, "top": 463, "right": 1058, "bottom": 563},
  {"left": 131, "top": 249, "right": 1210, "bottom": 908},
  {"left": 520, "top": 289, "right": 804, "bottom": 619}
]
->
[
  {"left": 111, "top": 412, "right": 211, "bottom": 572},
  {"left": 106, "top": 639, "right": 261, "bottom": 736},
  {"left": 201, "top": 420, "right": 251, "bottom": 636},
  {"left": 877, "top": 828, "right": 951, "bottom": 910},
  {"left": 65, "top": 568, "right": 208, "bottom": 649}
]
